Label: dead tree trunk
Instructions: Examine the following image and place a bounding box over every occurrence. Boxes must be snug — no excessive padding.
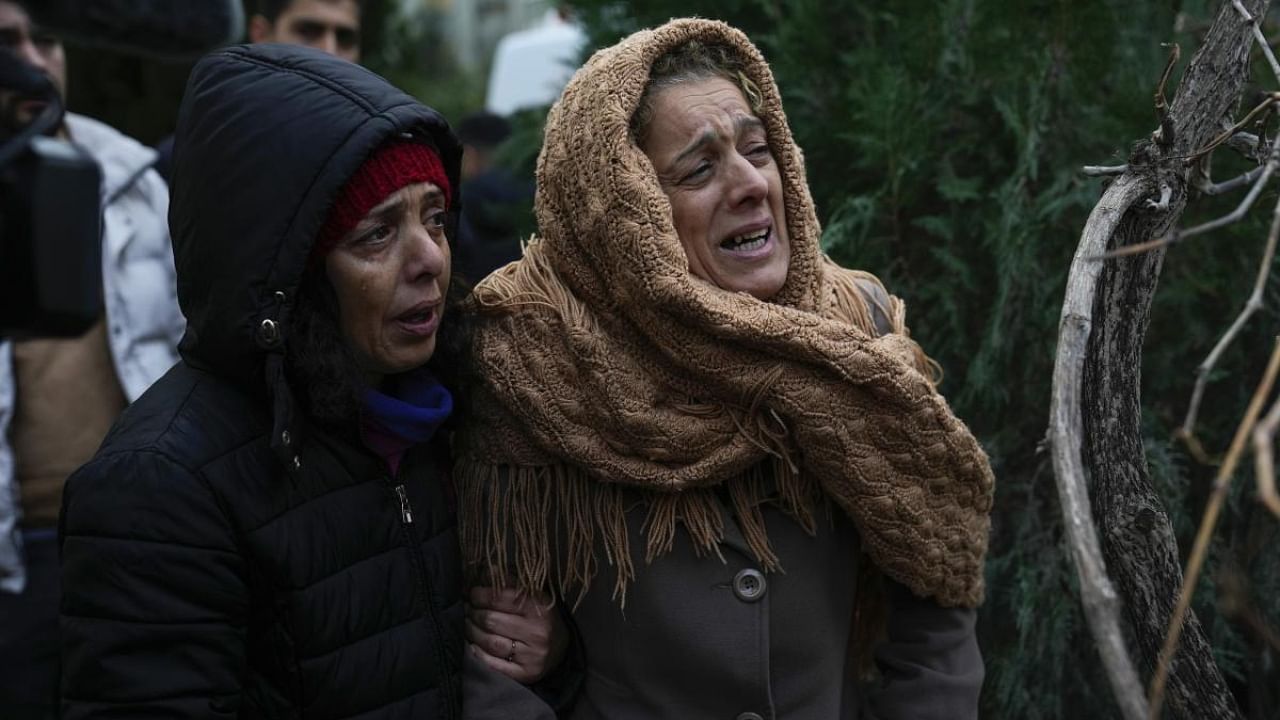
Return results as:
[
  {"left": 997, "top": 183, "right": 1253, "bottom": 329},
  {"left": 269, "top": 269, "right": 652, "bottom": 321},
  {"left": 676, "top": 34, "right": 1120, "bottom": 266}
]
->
[{"left": 1052, "top": 0, "right": 1268, "bottom": 717}]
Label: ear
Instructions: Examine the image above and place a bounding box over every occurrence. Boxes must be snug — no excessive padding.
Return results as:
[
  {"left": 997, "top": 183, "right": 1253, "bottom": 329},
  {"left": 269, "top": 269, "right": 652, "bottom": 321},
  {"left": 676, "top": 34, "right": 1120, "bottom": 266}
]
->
[{"left": 247, "top": 15, "right": 274, "bottom": 43}]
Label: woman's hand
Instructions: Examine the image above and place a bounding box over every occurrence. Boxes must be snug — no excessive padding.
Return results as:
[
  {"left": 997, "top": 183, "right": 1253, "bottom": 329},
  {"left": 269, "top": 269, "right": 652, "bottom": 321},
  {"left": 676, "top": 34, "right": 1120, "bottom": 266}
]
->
[{"left": 465, "top": 586, "right": 569, "bottom": 685}]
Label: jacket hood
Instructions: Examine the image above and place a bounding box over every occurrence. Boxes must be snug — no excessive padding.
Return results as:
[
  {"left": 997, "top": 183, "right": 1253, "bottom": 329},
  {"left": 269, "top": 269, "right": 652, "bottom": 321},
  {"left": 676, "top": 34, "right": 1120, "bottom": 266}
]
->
[{"left": 169, "top": 44, "right": 462, "bottom": 387}]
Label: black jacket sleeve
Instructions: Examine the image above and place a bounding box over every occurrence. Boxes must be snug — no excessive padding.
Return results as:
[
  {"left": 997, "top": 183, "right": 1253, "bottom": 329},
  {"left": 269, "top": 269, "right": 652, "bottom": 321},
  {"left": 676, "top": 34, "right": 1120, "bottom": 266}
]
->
[
  {"left": 59, "top": 450, "right": 249, "bottom": 719},
  {"left": 864, "top": 578, "right": 984, "bottom": 720}
]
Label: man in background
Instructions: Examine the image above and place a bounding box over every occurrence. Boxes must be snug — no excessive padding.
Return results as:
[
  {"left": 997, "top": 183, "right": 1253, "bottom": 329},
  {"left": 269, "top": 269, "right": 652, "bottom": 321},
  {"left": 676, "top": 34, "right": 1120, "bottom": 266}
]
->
[
  {"left": 454, "top": 111, "right": 533, "bottom": 284},
  {"left": 0, "top": 1, "right": 185, "bottom": 717},
  {"left": 154, "top": 0, "right": 362, "bottom": 181},
  {"left": 247, "top": 0, "right": 361, "bottom": 63}
]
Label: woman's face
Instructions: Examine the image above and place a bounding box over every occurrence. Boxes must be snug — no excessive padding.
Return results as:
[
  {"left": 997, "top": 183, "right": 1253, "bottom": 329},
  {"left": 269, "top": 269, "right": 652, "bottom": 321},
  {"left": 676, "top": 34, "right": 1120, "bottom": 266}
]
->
[
  {"left": 641, "top": 76, "right": 790, "bottom": 300},
  {"left": 325, "top": 181, "right": 451, "bottom": 384}
]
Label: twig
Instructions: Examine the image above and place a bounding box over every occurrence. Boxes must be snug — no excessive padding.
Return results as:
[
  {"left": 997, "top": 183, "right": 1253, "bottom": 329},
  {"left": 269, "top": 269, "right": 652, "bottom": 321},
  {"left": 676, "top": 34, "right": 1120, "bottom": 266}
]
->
[
  {"left": 1084, "top": 164, "right": 1130, "bottom": 176},
  {"left": 1251, "top": 389, "right": 1280, "bottom": 517},
  {"left": 1180, "top": 172, "right": 1280, "bottom": 442},
  {"left": 1092, "top": 132, "right": 1280, "bottom": 261},
  {"left": 1226, "top": 131, "right": 1266, "bottom": 162},
  {"left": 1182, "top": 93, "right": 1280, "bottom": 163},
  {"left": 1155, "top": 44, "right": 1182, "bottom": 149},
  {"left": 1049, "top": 172, "right": 1153, "bottom": 720},
  {"left": 1195, "top": 165, "right": 1266, "bottom": 195},
  {"left": 1149, "top": 337, "right": 1280, "bottom": 720},
  {"left": 1234, "top": 0, "right": 1280, "bottom": 82}
]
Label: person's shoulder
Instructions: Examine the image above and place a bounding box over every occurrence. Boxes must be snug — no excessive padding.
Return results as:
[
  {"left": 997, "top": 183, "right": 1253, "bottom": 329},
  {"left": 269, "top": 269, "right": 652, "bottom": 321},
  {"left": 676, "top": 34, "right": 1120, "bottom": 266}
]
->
[
  {"left": 92, "top": 362, "right": 272, "bottom": 479},
  {"left": 64, "top": 113, "right": 162, "bottom": 194},
  {"left": 64, "top": 112, "right": 150, "bottom": 159},
  {"left": 823, "top": 261, "right": 895, "bottom": 337}
]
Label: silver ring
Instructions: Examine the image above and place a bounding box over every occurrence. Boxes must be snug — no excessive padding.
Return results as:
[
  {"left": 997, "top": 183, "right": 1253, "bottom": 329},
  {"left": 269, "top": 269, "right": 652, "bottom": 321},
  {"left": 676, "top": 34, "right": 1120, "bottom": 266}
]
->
[{"left": 505, "top": 638, "right": 517, "bottom": 663}]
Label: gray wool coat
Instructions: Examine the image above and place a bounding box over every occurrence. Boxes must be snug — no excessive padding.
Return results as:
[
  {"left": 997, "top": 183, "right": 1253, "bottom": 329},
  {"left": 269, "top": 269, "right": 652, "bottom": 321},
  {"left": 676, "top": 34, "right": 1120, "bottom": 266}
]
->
[{"left": 463, "top": 481, "right": 984, "bottom": 720}]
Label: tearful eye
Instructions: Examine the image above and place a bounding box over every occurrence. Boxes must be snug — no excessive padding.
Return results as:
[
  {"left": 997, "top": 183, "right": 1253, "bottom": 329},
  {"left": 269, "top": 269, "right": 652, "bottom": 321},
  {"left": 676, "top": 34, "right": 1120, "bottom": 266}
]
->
[
  {"left": 355, "top": 225, "right": 393, "bottom": 246},
  {"left": 683, "top": 162, "right": 712, "bottom": 183},
  {"left": 423, "top": 210, "right": 447, "bottom": 230}
]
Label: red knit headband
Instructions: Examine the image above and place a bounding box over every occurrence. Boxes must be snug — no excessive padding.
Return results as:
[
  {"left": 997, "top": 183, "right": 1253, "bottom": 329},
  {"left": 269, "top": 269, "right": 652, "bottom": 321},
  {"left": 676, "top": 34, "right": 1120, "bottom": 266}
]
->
[{"left": 314, "top": 140, "right": 451, "bottom": 256}]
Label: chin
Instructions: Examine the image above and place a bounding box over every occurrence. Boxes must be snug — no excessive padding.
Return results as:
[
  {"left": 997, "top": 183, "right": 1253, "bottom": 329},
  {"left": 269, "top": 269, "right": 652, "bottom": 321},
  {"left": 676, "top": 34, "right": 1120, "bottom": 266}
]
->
[
  {"left": 376, "top": 341, "right": 439, "bottom": 377},
  {"left": 740, "top": 272, "right": 789, "bottom": 301}
]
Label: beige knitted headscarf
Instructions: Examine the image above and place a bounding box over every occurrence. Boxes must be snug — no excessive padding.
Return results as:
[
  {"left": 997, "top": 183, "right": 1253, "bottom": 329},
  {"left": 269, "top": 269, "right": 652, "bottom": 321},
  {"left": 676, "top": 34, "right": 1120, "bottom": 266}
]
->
[{"left": 455, "top": 18, "right": 994, "bottom": 609}]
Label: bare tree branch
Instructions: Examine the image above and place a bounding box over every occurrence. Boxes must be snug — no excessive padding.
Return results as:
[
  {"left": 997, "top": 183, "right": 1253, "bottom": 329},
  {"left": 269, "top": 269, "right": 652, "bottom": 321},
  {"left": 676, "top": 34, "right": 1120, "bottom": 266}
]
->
[
  {"left": 1051, "top": 173, "right": 1154, "bottom": 720},
  {"left": 1251, "top": 389, "right": 1280, "bottom": 517},
  {"left": 1084, "top": 164, "right": 1131, "bottom": 176},
  {"left": 1053, "top": 1, "right": 1269, "bottom": 717},
  {"left": 1195, "top": 164, "right": 1265, "bottom": 195},
  {"left": 1092, "top": 133, "right": 1280, "bottom": 261},
  {"left": 1181, "top": 135, "right": 1280, "bottom": 441},
  {"left": 1234, "top": 0, "right": 1280, "bottom": 81},
  {"left": 1149, "top": 338, "right": 1280, "bottom": 718}
]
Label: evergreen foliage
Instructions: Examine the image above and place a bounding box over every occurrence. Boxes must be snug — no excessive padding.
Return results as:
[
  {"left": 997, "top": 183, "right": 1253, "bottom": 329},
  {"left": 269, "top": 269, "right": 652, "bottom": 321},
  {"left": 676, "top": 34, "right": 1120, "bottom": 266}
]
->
[{"left": 555, "top": 1, "right": 1279, "bottom": 716}]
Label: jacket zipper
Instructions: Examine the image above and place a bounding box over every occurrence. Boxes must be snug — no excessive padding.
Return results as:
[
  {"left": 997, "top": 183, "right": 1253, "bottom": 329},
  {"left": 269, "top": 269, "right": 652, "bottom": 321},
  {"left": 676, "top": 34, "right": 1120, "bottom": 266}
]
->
[
  {"left": 386, "top": 471, "right": 460, "bottom": 718},
  {"left": 394, "top": 484, "right": 414, "bottom": 524}
]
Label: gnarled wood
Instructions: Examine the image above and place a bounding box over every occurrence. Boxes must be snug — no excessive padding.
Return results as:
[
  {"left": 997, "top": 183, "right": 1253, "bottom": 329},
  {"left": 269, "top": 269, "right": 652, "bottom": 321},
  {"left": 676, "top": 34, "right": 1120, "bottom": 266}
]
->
[{"left": 1051, "top": 0, "right": 1268, "bottom": 716}]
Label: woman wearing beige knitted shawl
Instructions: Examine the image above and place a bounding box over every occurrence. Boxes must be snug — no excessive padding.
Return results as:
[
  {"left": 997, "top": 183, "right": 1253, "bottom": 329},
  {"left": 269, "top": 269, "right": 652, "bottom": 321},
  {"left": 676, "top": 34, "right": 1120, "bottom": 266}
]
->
[{"left": 457, "top": 18, "right": 995, "bottom": 719}]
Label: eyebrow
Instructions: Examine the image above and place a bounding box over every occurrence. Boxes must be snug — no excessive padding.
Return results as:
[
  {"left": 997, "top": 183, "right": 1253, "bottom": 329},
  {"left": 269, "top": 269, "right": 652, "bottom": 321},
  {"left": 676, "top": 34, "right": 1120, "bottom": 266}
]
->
[
  {"left": 671, "top": 115, "right": 766, "bottom": 167},
  {"left": 365, "top": 186, "right": 445, "bottom": 220}
]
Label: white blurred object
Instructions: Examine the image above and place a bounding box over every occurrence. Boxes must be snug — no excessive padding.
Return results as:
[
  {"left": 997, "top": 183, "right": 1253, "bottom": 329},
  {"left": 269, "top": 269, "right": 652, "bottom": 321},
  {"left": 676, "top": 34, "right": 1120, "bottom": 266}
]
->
[{"left": 485, "top": 9, "right": 586, "bottom": 116}]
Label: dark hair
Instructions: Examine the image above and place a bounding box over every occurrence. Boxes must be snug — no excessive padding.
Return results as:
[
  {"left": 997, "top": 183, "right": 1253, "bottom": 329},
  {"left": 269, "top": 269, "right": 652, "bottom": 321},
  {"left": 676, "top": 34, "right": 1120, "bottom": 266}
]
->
[
  {"left": 630, "top": 40, "right": 764, "bottom": 147},
  {"left": 255, "top": 0, "right": 362, "bottom": 23},
  {"left": 285, "top": 223, "right": 472, "bottom": 432}
]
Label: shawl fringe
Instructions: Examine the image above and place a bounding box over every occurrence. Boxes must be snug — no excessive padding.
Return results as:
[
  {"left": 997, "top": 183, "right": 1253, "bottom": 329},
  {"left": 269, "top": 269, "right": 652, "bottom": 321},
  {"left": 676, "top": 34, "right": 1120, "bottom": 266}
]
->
[{"left": 459, "top": 457, "right": 829, "bottom": 609}]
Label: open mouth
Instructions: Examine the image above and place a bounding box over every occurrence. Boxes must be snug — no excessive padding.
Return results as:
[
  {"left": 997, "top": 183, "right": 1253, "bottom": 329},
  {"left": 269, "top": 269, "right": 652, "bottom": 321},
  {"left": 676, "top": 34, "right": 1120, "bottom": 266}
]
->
[
  {"left": 394, "top": 303, "right": 441, "bottom": 336},
  {"left": 721, "top": 227, "right": 771, "bottom": 252},
  {"left": 398, "top": 307, "right": 434, "bottom": 324}
]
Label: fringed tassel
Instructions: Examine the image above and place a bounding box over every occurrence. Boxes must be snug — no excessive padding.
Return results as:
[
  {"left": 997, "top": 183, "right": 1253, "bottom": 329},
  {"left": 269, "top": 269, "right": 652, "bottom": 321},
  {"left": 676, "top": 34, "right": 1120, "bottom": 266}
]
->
[
  {"left": 824, "top": 263, "right": 943, "bottom": 387},
  {"left": 822, "top": 262, "right": 881, "bottom": 338},
  {"left": 469, "top": 239, "right": 597, "bottom": 335},
  {"left": 887, "top": 296, "right": 943, "bottom": 387},
  {"left": 457, "top": 461, "right": 635, "bottom": 609},
  {"left": 641, "top": 490, "right": 726, "bottom": 565},
  {"left": 727, "top": 468, "right": 781, "bottom": 573},
  {"left": 772, "top": 456, "right": 824, "bottom": 536},
  {"left": 458, "top": 456, "right": 837, "bottom": 611}
]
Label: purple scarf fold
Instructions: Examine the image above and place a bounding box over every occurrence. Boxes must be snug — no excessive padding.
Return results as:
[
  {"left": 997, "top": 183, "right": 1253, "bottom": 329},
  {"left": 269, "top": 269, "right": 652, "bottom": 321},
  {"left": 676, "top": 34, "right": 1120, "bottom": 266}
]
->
[{"left": 359, "top": 369, "right": 453, "bottom": 476}]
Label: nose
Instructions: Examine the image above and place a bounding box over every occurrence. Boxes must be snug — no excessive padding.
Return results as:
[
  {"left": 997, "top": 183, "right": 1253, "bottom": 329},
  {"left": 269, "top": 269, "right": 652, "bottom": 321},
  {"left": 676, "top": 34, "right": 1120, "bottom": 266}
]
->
[
  {"left": 726, "top": 152, "right": 769, "bottom": 208},
  {"left": 12, "top": 37, "right": 50, "bottom": 73},
  {"left": 317, "top": 31, "right": 339, "bottom": 57},
  {"left": 403, "top": 222, "right": 448, "bottom": 281}
]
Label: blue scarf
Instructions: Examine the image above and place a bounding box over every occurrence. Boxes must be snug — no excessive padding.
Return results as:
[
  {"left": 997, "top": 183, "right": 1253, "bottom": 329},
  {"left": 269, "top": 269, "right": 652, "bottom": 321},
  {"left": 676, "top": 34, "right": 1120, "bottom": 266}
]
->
[{"left": 359, "top": 369, "right": 453, "bottom": 476}]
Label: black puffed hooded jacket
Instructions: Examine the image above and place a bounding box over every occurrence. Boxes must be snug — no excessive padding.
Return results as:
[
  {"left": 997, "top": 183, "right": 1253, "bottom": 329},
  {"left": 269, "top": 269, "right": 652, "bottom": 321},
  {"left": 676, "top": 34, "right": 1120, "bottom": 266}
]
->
[{"left": 59, "top": 45, "right": 466, "bottom": 719}]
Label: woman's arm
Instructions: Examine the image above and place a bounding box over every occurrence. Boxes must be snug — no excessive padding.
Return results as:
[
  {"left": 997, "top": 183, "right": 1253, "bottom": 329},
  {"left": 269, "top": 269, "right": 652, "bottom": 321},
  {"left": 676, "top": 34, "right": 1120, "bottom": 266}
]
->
[
  {"left": 59, "top": 450, "right": 249, "bottom": 719},
  {"left": 864, "top": 577, "right": 984, "bottom": 720}
]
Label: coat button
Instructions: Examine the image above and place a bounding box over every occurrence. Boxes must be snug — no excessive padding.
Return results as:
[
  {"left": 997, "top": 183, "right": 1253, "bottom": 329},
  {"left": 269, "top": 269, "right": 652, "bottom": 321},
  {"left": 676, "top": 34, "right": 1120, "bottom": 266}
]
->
[
  {"left": 733, "top": 568, "right": 766, "bottom": 603},
  {"left": 736, "top": 713, "right": 765, "bottom": 720}
]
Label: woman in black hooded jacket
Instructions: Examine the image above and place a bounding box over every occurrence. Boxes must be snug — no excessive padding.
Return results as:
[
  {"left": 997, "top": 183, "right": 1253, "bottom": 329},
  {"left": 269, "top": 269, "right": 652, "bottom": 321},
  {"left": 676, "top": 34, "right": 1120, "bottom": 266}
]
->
[{"left": 57, "top": 44, "right": 562, "bottom": 719}]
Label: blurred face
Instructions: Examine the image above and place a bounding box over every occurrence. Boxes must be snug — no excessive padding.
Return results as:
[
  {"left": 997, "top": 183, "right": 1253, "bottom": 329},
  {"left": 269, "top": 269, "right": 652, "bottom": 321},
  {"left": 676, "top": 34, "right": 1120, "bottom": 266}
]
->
[
  {"left": 325, "top": 182, "right": 451, "bottom": 385},
  {"left": 250, "top": 0, "right": 361, "bottom": 62},
  {"left": 0, "top": 0, "right": 66, "bottom": 129},
  {"left": 641, "top": 76, "right": 790, "bottom": 300}
]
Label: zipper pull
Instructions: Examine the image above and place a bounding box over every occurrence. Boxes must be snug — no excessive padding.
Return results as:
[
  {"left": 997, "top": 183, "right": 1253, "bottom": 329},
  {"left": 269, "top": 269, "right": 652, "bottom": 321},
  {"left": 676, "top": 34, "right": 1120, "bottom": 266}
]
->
[{"left": 394, "top": 484, "right": 414, "bottom": 525}]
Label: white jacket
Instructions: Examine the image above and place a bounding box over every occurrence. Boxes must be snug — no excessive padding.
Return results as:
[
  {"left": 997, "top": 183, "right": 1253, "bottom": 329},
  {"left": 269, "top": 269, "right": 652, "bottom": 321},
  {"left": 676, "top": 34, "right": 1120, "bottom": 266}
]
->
[{"left": 0, "top": 113, "right": 185, "bottom": 593}]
